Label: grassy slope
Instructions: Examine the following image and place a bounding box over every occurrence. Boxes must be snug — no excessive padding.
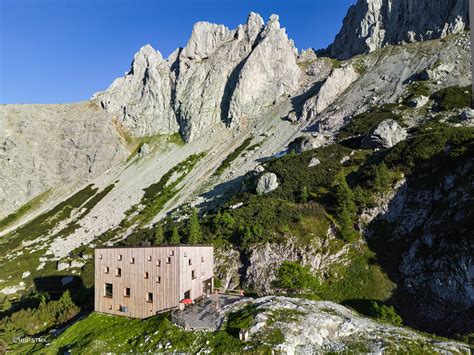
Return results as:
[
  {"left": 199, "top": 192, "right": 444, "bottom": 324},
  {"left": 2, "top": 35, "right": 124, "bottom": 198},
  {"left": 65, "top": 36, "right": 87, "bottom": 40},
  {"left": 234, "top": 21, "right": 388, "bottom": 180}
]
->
[{"left": 12, "top": 312, "right": 243, "bottom": 354}]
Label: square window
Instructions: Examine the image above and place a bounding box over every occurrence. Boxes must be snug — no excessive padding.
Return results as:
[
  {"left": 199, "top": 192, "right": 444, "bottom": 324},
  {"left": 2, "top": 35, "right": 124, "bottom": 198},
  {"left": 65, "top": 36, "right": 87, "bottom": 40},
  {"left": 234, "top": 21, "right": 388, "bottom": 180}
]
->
[
  {"left": 144, "top": 272, "right": 149, "bottom": 279},
  {"left": 148, "top": 255, "right": 152, "bottom": 261},
  {"left": 156, "top": 259, "right": 161, "bottom": 267},
  {"left": 104, "top": 266, "right": 109, "bottom": 274},
  {"left": 104, "top": 283, "right": 113, "bottom": 297},
  {"left": 156, "top": 276, "right": 161, "bottom": 283},
  {"left": 116, "top": 268, "right": 121, "bottom": 277},
  {"left": 130, "top": 257, "right": 135, "bottom": 264},
  {"left": 118, "top": 254, "right": 122, "bottom": 261},
  {"left": 120, "top": 306, "right": 129, "bottom": 313},
  {"left": 147, "top": 292, "right": 153, "bottom": 303},
  {"left": 166, "top": 257, "right": 171, "bottom": 264},
  {"left": 124, "top": 287, "right": 130, "bottom": 297}
]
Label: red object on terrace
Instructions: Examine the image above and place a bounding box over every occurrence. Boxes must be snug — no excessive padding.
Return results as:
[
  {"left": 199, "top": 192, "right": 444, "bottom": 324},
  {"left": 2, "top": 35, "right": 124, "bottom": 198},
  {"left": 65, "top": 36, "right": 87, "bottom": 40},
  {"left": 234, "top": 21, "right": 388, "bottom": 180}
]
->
[{"left": 181, "top": 298, "right": 193, "bottom": 304}]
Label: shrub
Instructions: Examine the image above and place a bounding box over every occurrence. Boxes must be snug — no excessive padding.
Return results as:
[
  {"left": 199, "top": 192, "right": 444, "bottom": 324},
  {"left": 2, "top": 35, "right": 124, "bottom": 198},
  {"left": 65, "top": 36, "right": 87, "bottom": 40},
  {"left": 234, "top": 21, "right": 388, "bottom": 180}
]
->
[
  {"left": 431, "top": 85, "right": 471, "bottom": 111},
  {"left": 273, "top": 261, "right": 320, "bottom": 293},
  {"left": 370, "top": 302, "right": 403, "bottom": 326},
  {"left": 403, "top": 81, "right": 431, "bottom": 104},
  {"left": 0, "top": 290, "right": 79, "bottom": 340}
]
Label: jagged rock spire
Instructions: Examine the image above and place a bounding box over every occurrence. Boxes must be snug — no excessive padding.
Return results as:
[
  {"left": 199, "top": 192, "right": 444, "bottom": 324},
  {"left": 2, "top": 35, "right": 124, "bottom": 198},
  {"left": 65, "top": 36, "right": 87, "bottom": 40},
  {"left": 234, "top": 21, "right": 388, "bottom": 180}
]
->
[{"left": 93, "top": 13, "right": 302, "bottom": 142}]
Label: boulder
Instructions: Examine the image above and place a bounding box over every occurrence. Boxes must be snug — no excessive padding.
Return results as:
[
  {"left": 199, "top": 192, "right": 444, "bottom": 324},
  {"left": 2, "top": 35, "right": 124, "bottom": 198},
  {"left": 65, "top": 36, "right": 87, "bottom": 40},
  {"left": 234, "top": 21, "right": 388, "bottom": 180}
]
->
[
  {"left": 361, "top": 119, "right": 407, "bottom": 149},
  {"left": 407, "top": 95, "right": 429, "bottom": 108},
  {"left": 256, "top": 173, "right": 279, "bottom": 195},
  {"left": 420, "top": 62, "right": 456, "bottom": 81},
  {"left": 459, "top": 108, "right": 474, "bottom": 121},
  {"left": 308, "top": 157, "right": 321, "bottom": 167},
  {"left": 291, "top": 135, "right": 328, "bottom": 154}
]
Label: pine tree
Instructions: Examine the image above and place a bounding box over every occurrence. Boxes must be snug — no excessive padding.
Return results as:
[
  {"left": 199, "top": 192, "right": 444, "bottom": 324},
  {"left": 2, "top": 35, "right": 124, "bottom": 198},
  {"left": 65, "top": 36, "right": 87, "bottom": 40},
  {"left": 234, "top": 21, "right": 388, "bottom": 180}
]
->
[
  {"left": 373, "top": 163, "right": 391, "bottom": 192},
  {"left": 300, "top": 185, "right": 309, "bottom": 203},
  {"left": 187, "top": 208, "right": 201, "bottom": 245},
  {"left": 170, "top": 226, "right": 180, "bottom": 245},
  {"left": 154, "top": 224, "right": 164, "bottom": 245},
  {"left": 333, "top": 174, "right": 357, "bottom": 242}
]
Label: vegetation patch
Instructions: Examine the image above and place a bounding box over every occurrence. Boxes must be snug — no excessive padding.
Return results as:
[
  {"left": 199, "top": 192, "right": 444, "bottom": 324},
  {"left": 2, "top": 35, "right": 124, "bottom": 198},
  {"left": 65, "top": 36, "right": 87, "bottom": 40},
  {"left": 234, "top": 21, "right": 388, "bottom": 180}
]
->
[
  {"left": 353, "top": 58, "right": 367, "bottom": 76},
  {"left": 338, "top": 109, "right": 402, "bottom": 140},
  {"left": 1, "top": 291, "right": 79, "bottom": 350},
  {"left": 431, "top": 85, "right": 471, "bottom": 112},
  {"left": 123, "top": 152, "right": 206, "bottom": 228},
  {"left": 214, "top": 137, "right": 253, "bottom": 177},
  {"left": 0, "top": 189, "right": 51, "bottom": 232},
  {"left": 403, "top": 80, "right": 431, "bottom": 104},
  {"left": 273, "top": 261, "right": 320, "bottom": 293}
]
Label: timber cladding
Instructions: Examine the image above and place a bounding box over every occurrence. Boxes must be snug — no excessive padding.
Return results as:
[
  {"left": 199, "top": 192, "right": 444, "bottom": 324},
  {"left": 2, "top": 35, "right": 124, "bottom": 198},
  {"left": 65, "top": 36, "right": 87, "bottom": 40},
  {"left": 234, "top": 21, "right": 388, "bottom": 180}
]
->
[{"left": 94, "top": 245, "right": 214, "bottom": 318}]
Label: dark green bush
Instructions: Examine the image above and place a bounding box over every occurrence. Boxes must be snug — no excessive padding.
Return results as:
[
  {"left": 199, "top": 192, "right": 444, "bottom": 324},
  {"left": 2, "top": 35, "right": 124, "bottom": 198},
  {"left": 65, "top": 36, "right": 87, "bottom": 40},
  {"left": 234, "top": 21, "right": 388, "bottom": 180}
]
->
[
  {"left": 273, "top": 261, "right": 320, "bottom": 293},
  {"left": 431, "top": 85, "right": 471, "bottom": 111},
  {"left": 370, "top": 301, "right": 403, "bottom": 326},
  {"left": 0, "top": 290, "right": 79, "bottom": 339}
]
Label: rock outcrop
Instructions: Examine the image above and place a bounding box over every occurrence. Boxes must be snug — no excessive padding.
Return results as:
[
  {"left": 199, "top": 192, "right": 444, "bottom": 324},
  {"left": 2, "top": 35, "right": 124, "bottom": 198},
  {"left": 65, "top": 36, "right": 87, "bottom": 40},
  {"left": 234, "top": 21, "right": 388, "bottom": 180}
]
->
[
  {"left": 92, "top": 45, "right": 178, "bottom": 137},
  {"left": 226, "top": 297, "right": 471, "bottom": 354},
  {"left": 361, "top": 119, "right": 407, "bottom": 148},
  {"left": 329, "top": 0, "right": 469, "bottom": 60},
  {"left": 94, "top": 13, "right": 302, "bottom": 142},
  {"left": 0, "top": 103, "right": 128, "bottom": 219},
  {"left": 300, "top": 64, "right": 359, "bottom": 121},
  {"left": 256, "top": 172, "right": 279, "bottom": 195}
]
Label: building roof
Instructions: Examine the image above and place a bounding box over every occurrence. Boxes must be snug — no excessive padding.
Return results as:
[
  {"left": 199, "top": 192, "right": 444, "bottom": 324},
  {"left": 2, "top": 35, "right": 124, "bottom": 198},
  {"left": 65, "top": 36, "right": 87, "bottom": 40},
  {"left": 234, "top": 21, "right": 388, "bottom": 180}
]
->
[{"left": 95, "top": 244, "right": 213, "bottom": 250}]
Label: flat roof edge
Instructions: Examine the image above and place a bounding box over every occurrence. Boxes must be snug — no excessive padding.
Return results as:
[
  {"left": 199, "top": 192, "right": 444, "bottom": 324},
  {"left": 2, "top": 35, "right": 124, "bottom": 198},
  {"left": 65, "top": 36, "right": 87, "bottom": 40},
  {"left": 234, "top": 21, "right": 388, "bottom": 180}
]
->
[{"left": 95, "top": 244, "right": 214, "bottom": 250}]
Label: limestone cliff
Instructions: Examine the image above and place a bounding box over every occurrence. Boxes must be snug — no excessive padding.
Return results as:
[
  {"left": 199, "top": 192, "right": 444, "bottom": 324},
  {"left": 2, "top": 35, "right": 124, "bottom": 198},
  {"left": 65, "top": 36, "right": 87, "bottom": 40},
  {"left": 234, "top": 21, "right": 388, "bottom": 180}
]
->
[
  {"left": 329, "top": 0, "right": 469, "bottom": 60},
  {"left": 93, "top": 13, "right": 302, "bottom": 142}
]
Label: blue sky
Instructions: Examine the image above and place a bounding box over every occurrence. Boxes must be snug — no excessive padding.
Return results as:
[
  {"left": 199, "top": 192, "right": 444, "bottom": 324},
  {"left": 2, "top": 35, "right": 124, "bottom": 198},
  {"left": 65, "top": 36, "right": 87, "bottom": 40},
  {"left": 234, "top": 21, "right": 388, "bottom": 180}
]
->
[{"left": 0, "top": 0, "right": 355, "bottom": 104}]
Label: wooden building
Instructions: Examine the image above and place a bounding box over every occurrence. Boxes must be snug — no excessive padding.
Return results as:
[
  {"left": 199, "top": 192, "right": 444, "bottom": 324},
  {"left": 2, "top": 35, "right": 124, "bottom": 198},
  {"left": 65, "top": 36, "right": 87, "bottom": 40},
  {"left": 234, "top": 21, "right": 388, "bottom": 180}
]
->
[{"left": 94, "top": 245, "right": 214, "bottom": 318}]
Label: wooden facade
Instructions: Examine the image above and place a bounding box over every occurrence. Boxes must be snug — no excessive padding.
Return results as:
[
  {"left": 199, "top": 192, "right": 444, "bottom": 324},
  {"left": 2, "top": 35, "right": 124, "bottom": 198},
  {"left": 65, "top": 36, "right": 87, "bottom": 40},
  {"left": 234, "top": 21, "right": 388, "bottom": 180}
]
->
[{"left": 94, "top": 245, "right": 213, "bottom": 318}]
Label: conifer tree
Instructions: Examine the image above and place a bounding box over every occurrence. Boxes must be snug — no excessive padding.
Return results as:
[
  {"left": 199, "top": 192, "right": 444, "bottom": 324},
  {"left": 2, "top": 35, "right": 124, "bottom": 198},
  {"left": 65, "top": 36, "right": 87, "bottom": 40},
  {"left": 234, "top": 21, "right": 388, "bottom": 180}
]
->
[
  {"left": 154, "top": 224, "right": 164, "bottom": 245},
  {"left": 187, "top": 208, "right": 201, "bottom": 244},
  {"left": 170, "top": 226, "right": 180, "bottom": 245}
]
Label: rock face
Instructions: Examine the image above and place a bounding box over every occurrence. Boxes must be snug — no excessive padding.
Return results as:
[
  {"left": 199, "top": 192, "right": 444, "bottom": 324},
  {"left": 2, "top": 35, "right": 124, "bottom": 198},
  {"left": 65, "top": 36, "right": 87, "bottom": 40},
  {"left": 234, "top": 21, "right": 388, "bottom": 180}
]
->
[
  {"left": 329, "top": 0, "right": 469, "bottom": 60},
  {"left": 369, "top": 158, "right": 474, "bottom": 336},
  {"left": 227, "top": 296, "right": 471, "bottom": 354},
  {"left": 256, "top": 173, "right": 279, "bottom": 195},
  {"left": 0, "top": 103, "right": 128, "bottom": 219},
  {"left": 361, "top": 119, "right": 407, "bottom": 148},
  {"left": 243, "top": 237, "right": 350, "bottom": 294},
  {"left": 300, "top": 64, "right": 359, "bottom": 121},
  {"left": 94, "top": 13, "right": 302, "bottom": 142},
  {"left": 92, "top": 45, "right": 178, "bottom": 137}
]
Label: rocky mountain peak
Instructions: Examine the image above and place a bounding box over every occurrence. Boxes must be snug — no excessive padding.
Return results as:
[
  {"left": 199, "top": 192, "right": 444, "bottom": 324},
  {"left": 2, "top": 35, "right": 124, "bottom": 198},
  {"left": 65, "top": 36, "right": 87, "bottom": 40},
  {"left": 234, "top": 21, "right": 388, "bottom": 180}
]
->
[
  {"left": 94, "top": 12, "right": 301, "bottom": 142},
  {"left": 329, "top": 0, "right": 469, "bottom": 60}
]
